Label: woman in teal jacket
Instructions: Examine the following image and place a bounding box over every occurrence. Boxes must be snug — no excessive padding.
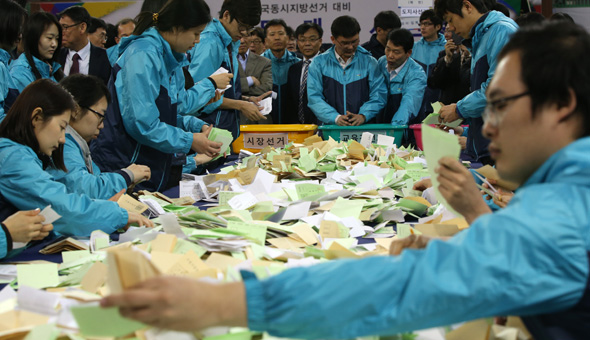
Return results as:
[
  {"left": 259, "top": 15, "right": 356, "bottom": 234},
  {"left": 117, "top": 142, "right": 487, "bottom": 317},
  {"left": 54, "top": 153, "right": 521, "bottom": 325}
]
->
[
  {"left": 0, "top": 79, "right": 152, "bottom": 237},
  {"left": 46, "top": 74, "right": 151, "bottom": 200},
  {"left": 0, "top": 0, "right": 26, "bottom": 120},
  {"left": 9, "top": 12, "right": 63, "bottom": 92},
  {"left": 91, "top": 0, "right": 226, "bottom": 192}
]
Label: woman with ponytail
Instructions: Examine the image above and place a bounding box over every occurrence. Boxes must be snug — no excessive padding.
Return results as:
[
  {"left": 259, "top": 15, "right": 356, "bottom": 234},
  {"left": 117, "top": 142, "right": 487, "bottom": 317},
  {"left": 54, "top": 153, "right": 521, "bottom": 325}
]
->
[
  {"left": 91, "top": 0, "right": 233, "bottom": 192},
  {"left": 9, "top": 12, "right": 64, "bottom": 92}
]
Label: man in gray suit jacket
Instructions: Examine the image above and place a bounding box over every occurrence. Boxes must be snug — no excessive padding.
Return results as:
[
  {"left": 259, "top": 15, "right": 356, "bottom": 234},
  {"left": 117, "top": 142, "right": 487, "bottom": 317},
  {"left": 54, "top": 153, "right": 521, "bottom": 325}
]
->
[{"left": 238, "top": 34, "right": 273, "bottom": 123}]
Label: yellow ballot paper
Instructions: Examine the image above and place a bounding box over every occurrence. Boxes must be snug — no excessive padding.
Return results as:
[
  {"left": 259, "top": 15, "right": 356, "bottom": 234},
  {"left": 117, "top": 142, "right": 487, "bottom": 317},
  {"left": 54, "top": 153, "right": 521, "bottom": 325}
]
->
[{"left": 422, "top": 125, "right": 462, "bottom": 216}]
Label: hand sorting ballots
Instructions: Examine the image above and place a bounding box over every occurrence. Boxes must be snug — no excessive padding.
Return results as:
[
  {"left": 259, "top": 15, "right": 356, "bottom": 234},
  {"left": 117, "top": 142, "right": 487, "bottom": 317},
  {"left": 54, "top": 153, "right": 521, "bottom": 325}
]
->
[
  {"left": 192, "top": 130, "right": 222, "bottom": 158},
  {"left": 435, "top": 156, "right": 492, "bottom": 224},
  {"left": 438, "top": 103, "right": 460, "bottom": 123},
  {"left": 210, "top": 73, "right": 233, "bottom": 90},
  {"left": 3, "top": 209, "right": 53, "bottom": 243}
]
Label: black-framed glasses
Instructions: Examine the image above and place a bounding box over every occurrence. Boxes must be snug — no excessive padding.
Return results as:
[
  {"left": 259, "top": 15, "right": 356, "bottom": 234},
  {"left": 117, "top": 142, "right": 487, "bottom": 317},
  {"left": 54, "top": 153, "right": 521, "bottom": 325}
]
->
[
  {"left": 61, "top": 22, "right": 83, "bottom": 31},
  {"left": 419, "top": 21, "right": 434, "bottom": 27},
  {"left": 84, "top": 106, "right": 105, "bottom": 124},
  {"left": 483, "top": 91, "right": 530, "bottom": 126}
]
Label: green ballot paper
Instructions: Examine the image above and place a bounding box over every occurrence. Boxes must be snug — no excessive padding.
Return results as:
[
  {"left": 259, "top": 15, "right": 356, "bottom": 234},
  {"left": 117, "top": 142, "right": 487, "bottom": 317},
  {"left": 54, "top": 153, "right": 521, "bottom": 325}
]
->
[
  {"left": 422, "top": 125, "right": 461, "bottom": 216},
  {"left": 71, "top": 305, "right": 146, "bottom": 337},
  {"left": 208, "top": 127, "right": 234, "bottom": 160}
]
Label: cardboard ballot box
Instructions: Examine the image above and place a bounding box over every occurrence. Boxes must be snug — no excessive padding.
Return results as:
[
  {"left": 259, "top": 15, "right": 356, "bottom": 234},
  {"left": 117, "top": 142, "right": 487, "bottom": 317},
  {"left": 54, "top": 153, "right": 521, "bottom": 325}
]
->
[
  {"left": 233, "top": 124, "right": 318, "bottom": 153},
  {"left": 319, "top": 124, "right": 406, "bottom": 147}
]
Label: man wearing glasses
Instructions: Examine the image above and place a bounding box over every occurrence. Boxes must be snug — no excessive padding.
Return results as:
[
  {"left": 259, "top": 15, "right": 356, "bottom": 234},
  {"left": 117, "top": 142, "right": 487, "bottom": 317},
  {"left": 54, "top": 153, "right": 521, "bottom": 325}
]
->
[
  {"left": 58, "top": 6, "right": 111, "bottom": 85},
  {"left": 435, "top": 0, "right": 517, "bottom": 165},
  {"left": 283, "top": 23, "right": 323, "bottom": 124},
  {"left": 411, "top": 9, "right": 446, "bottom": 122},
  {"left": 188, "top": 0, "right": 265, "bottom": 140},
  {"left": 307, "top": 16, "right": 386, "bottom": 126},
  {"left": 237, "top": 32, "right": 273, "bottom": 124},
  {"left": 248, "top": 28, "right": 267, "bottom": 55}
]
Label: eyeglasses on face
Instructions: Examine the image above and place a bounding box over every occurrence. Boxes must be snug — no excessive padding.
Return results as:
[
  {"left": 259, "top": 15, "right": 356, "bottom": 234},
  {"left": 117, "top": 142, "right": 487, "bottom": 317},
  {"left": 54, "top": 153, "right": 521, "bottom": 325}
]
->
[
  {"left": 62, "top": 22, "right": 83, "bottom": 31},
  {"left": 335, "top": 38, "right": 359, "bottom": 47},
  {"left": 83, "top": 106, "right": 105, "bottom": 124},
  {"left": 483, "top": 91, "right": 530, "bottom": 126}
]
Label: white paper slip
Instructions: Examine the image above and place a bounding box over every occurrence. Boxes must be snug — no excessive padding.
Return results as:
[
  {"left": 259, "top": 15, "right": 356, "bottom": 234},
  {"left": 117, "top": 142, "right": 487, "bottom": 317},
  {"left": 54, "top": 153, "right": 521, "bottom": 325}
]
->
[
  {"left": 360, "top": 132, "right": 373, "bottom": 148},
  {"left": 40, "top": 205, "right": 61, "bottom": 225},
  {"left": 211, "top": 67, "right": 229, "bottom": 76},
  {"left": 228, "top": 192, "right": 258, "bottom": 210},
  {"left": 271, "top": 91, "right": 278, "bottom": 100},
  {"left": 259, "top": 97, "right": 272, "bottom": 115},
  {"left": 17, "top": 285, "right": 60, "bottom": 315},
  {"left": 160, "top": 214, "right": 187, "bottom": 239},
  {"left": 179, "top": 181, "right": 199, "bottom": 200},
  {"left": 139, "top": 198, "right": 166, "bottom": 216},
  {"left": 377, "top": 134, "right": 395, "bottom": 148},
  {"left": 282, "top": 201, "right": 312, "bottom": 220}
]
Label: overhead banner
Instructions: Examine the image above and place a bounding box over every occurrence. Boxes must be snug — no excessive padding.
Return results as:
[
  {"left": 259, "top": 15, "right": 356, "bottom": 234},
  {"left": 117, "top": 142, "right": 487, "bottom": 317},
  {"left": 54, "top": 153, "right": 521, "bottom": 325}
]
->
[{"left": 204, "top": 0, "right": 401, "bottom": 43}]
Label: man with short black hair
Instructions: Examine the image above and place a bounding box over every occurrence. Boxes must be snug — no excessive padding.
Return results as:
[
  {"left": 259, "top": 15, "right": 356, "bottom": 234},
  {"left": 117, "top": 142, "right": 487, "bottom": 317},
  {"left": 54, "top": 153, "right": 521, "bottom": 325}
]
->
[
  {"left": 88, "top": 17, "right": 107, "bottom": 49},
  {"left": 361, "top": 11, "right": 402, "bottom": 60},
  {"left": 262, "top": 19, "right": 301, "bottom": 124},
  {"left": 189, "top": 0, "right": 265, "bottom": 139},
  {"left": 283, "top": 23, "right": 323, "bottom": 124},
  {"left": 376, "top": 29, "right": 426, "bottom": 126},
  {"left": 435, "top": 0, "right": 517, "bottom": 164},
  {"left": 58, "top": 6, "right": 111, "bottom": 85},
  {"left": 307, "top": 15, "right": 386, "bottom": 126},
  {"left": 411, "top": 9, "right": 446, "bottom": 119}
]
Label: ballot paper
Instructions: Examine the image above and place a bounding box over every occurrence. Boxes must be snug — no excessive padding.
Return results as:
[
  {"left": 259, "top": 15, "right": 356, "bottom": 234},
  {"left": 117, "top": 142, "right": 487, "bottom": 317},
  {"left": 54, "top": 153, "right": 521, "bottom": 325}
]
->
[
  {"left": 376, "top": 134, "right": 395, "bottom": 148},
  {"left": 208, "top": 127, "right": 234, "bottom": 159},
  {"left": 259, "top": 97, "right": 272, "bottom": 115},
  {"left": 211, "top": 67, "right": 232, "bottom": 91},
  {"left": 39, "top": 205, "right": 61, "bottom": 225},
  {"left": 360, "top": 132, "right": 373, "bottom": 148},
  {"left": 422, "top": 125, "right": 461, "bottom": 216}
]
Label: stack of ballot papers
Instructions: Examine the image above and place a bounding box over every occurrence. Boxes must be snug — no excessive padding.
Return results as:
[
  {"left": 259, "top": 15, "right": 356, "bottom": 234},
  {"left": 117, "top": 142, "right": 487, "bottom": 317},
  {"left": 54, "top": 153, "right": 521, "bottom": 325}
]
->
[
  {"left": 208, "top": 127, "right": 234, "bottom": 160},
  {"left": 39, "top": 237, "right": 88, "bottom": 254}
]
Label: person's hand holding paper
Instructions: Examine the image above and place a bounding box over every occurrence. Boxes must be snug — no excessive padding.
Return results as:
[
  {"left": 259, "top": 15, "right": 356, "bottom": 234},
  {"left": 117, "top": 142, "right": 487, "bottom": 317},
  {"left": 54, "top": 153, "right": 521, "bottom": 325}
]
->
[
  {"left": 101, "top": 276, "right": 247, "bottom": 331},
  {"left": 192, "top": 129, "right": 222, "bottom": 157}
]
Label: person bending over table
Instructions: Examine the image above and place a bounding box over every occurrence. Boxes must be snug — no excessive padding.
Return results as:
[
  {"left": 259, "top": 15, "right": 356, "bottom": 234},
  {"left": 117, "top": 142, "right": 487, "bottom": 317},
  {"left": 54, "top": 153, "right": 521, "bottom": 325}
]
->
[
  {"left": 0, "top": 79, "right": 152, "bottom": 237},
  {"left": 91, "top": 0, "right": 231, "bottom": 192},
  {"left": 45, "top": 74, "right": 151, "bottom": 200},
  {"left": 102, "top": 22, "right": 590, "bottom": 340}
]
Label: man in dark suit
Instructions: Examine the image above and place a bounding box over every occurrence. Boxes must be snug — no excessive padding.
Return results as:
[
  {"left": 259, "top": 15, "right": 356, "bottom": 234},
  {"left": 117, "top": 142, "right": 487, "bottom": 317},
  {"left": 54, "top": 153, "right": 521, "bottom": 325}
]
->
[
  {"left": 283, "top": 23, "right": 323, "bottom": 124},
  {"left": 58, "top": 6, "right": 111, "bottom": 85},
  {"left": 238, "top": 34, "right": 273, "bottom": 124}
]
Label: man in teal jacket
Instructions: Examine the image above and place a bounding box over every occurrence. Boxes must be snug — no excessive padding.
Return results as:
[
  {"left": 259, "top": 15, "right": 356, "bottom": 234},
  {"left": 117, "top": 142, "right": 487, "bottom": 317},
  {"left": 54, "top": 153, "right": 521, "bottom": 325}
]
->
[
  {"left": 411, "top": 9, "right": 446, "bottom": 120},
  {"left": 104, "top": 22, "right": 590, "bottom": 340},
  {"left": 376, "top": 29, "right": 427, "bottom": 126},
  {"left": 307, "top": 16, "right": 387, "bottom": 126},
  {"left": 261, "top": 19, "right": 300, "bottom": 124},
  {"left": 437, "top": 0, "right": 518, "bottom": 164},
  {"left": 188, "top": 0, "right": 264, "bottom": 139}
]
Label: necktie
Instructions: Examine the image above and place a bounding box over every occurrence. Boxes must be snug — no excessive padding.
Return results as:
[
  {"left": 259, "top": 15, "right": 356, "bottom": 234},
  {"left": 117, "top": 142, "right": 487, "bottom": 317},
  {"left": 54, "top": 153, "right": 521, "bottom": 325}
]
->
[
  {"left": 69, "top": 53, "right": 80, "bottom": 75},
  {"left": 298, "top": 60, "right": 311, "bottom": 123}
]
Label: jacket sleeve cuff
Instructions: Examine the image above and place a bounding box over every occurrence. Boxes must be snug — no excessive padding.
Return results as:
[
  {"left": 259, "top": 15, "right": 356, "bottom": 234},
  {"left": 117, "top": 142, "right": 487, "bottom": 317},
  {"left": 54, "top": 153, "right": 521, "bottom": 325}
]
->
[
  {"left": 456, "top": 104, "right": 464, "bottom": 119},
  {"left": 1, "top": 223, "right": 13, "bottom": 253},
  {"left": 242, "top": 270, "right": 267, "bottom": 332},
  {"left": 116, "top": 169, "right": 134, "bottom": 186},
  {"left": 181, "top": 131, "right": 194, "bottom": 153}
]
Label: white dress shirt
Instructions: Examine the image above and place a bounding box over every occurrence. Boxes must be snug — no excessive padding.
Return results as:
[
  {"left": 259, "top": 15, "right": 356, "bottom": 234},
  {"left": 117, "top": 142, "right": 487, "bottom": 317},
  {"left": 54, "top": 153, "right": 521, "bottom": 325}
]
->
[{"left": 64, "top": 40, "right": 91, "bottom": 76}]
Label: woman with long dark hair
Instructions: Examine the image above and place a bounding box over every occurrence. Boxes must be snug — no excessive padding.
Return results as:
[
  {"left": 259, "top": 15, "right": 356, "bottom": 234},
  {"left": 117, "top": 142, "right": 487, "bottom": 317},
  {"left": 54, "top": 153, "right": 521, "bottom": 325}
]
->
[
  {"left": 9, "top": 12, "right": 63, "bottom": 92},
  {"left": 47, "top": 74, "right": 151, "bottom": 200},
  {"left": 0, "top": 79, "right": 152, "bottom": 237},
  {"left": 0, "top": 0, "right": 26, "bottom": 119},
  {"left": 91, "top": 0, "right": 231, "bottom": 192}
]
